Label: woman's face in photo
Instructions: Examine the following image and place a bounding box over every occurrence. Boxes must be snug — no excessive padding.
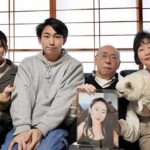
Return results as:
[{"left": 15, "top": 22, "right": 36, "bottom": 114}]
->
[{"left": 90, "top": 101, "right": 107, "bottom": 124}]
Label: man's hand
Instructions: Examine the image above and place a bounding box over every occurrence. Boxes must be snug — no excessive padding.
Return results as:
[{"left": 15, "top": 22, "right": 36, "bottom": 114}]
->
[
  {"left": 72, "top": 84, "right": 96, "bottom": 108},
  {"left": 76, "top": 84, "right": 96, "bottom": 93},
  {"left": 8, "top": 129, "right": 42, "bottom": 150},
  {"left": 8, "top": 130, "right": 30, "bottom": 150},
  {"left": 27, "top": 128, "right": 42, "bottom": 150}
]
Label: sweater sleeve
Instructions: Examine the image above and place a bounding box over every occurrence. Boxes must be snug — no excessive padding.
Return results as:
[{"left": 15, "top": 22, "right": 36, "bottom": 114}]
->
[
  {"left": 10, "top": 59, "right": 33, "bottom": 135},
  {"left": 36, "top": 62, "right": 84, "bottom": 136},
  {"left": 119, "top": 102, "right": 140, "bottom": 142}
]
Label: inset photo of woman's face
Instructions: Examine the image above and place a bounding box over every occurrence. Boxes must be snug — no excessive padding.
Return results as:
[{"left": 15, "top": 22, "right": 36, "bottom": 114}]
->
[{"left": 90, "top": 101, "right": 107, "bottom": 124}]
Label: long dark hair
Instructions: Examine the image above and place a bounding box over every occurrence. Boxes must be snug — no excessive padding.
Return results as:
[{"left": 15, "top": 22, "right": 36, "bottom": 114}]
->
[{"left": 83, "top": 97, "right": 108, "bottom": 140}]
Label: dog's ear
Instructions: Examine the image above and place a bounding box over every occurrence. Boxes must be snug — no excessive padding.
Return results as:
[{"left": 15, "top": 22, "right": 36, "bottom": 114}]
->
[{"left": 125, "top": 82, "right": 132, "bottom": 89}]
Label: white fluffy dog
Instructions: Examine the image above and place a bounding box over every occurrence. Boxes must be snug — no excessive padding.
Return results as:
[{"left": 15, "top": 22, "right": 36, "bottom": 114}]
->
[
  {"left": 116, "top": 70, "right": 150, "bottom": 114},
  {"left": 116, "top": 69, "right": 150, "bottom": 145}
]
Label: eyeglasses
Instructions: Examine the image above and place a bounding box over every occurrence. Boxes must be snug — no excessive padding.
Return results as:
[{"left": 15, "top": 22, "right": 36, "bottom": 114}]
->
[{"left": 97, "top": 53, "right": 119, "bottom": 62}]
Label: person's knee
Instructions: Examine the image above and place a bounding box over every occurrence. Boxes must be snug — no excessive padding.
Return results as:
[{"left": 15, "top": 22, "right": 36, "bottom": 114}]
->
[
  {"left": 49, "top": 128, "right": 68, "bottom": 139},
  {"left": 37, "top": 128, "right": 68, "bottom": 150},
  {"left": 57, "top": 128, "right": 68, "bottom": 137}
]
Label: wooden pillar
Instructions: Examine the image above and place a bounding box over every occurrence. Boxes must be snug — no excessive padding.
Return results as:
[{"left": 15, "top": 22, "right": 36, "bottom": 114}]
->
[
  {"left": 50, "top": 0, "right": 56, "bottom": 18},
  {"left": 137, "top": 0, "right": 143, "bottom": 31},
  {"left": 137, "top": 0, "right": 143, "bottom": 69}
]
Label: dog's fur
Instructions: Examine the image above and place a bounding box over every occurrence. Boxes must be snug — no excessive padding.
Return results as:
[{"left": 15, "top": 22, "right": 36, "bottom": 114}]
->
[
  {"left": 116, "top": 70, "right": 150, "bottom": 145},
  {"left": 116, "top": 70, "right": 150, "bottom": 113}
]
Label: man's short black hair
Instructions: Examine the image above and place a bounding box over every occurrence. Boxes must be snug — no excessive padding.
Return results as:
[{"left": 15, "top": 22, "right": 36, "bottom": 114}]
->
[
  {"left": 36, "top": 17, "right": 68, "bottom": 39},
  {"left": 133, "top": 30, "right": 150, "bottom": 64}
]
